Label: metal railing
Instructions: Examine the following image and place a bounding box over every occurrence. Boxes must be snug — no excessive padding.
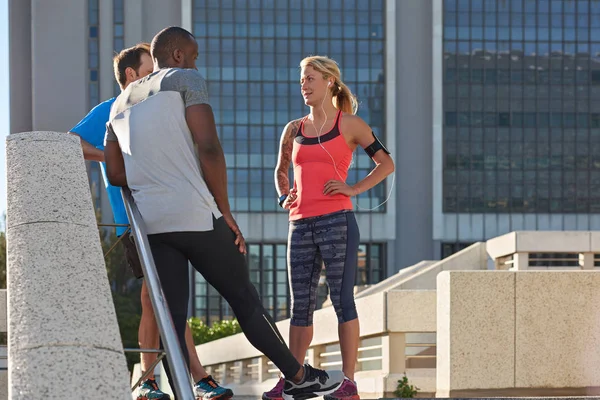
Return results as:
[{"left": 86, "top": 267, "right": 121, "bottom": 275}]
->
[
  {"left": 121, "top": 187, "right": 195, "bottom": 399},
  {"left": 100, "top": 188, "right": 195, "bottom": 399}
]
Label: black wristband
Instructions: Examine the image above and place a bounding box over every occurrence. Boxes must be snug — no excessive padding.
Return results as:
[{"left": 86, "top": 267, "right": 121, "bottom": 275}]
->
[{"left": 278, "top": 194, "right": 288, "bottom": 208}]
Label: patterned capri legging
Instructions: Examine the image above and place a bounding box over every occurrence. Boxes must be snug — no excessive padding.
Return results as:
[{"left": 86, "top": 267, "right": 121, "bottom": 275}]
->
[{"left": 288, "top": 210, "right": 360, "bottom": 326}]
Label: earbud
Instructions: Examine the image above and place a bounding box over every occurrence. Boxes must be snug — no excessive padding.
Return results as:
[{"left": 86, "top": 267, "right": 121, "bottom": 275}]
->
[{"left": 328, "top": 81, "right": 332, "bottom": 87}]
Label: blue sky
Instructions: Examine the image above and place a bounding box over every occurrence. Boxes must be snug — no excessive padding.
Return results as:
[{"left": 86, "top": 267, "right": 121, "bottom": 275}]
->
[{"left": 0, "top": 0, "right": 8, "bottom": 225}]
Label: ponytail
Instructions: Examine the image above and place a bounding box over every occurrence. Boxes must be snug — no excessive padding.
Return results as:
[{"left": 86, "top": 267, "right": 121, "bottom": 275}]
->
[{"left": 331, "top": 81, "right": 358, "bottom": 115}]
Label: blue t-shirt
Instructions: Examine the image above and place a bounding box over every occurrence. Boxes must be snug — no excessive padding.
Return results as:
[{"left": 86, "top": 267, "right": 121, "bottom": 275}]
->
[{"left": 71, "top": 98, "right": 129, "bottom": 236}]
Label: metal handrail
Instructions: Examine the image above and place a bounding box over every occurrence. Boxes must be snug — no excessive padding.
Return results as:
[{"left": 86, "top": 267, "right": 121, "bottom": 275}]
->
[{"left": 121, "top": 187, "right": 195, "bottom": 400}]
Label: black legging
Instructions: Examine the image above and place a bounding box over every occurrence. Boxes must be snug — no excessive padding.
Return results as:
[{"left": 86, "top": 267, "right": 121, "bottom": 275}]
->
[{"left": 148, "top": 216, "right": 302, "bottom": 390}]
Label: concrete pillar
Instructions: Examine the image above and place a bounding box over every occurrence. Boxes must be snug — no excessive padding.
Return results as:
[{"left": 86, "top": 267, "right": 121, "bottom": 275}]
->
[
  {"left": 381, "top": 333, "right": 406, "bottom": 375},
  {"left": 6, "top": 132, "right": 130, "bottom": 398},
  {"left": 393, "top": 0, "right": 435, "bottom": 270},
  {"left": 512, "top": 253, "right": 529, "bottom": 270},
  {"left": 579, "top": 252, "right": 594, "bottom": 270},
  {"left": 306, "top": 346, "right": 323, "bottom": 367},
  {"left": 98, "top": 0, "right": 114, "bottom": 101},
  {"left": 256, "top": 356, "right": 271, "bottom": 383}
]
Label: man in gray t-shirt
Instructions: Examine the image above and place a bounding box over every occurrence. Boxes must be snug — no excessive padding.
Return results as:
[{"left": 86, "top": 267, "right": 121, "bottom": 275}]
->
[{"left": 104, "top": 26, "right": 344, "bottom": 400}]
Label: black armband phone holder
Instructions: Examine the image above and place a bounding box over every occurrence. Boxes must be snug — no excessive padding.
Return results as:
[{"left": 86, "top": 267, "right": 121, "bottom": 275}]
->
[{"left": 363, "top": 131, "right": 391, "bottom": 158}]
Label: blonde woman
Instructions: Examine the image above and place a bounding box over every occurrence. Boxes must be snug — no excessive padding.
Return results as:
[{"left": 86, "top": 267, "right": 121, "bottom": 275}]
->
[{"left": 265, "top": 56, "right": 394, "bottom": 400}]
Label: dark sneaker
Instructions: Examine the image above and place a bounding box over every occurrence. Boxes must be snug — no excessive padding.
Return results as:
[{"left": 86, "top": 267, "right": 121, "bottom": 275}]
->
[
  {"left": 262, "top": 377, "right": 285, "bottom": 400},
  {"left": 282, "top": 364, "right": 344, "bottom": 400},
  {"left": 194, "top": 375, "right": 234, "bottom": 400},
  {"left": 137, "top": 378, "right": 171, "bottom": 400},
  {"left": 323, "top": 378, "right": 360, "bottom": 400}
]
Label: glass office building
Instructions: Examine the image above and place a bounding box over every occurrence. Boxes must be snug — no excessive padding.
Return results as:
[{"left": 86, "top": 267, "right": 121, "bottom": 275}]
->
[
  {"left": 443, "top": 0, "right": 600, "bottom": 214},
  {"left": 440, "top": 0, "right": 600, "bottom": 255}
]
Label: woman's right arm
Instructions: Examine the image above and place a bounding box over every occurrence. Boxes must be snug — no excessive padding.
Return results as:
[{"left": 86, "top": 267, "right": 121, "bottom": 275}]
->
[{"left": 274, "top": 119, "right": 302, "bottom": 197}]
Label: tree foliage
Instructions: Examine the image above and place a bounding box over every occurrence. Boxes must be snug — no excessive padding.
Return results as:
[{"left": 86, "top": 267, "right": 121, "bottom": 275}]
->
[
  {"left": 99, "top": 224, "right": 142, "bottom": 374},
  {"left": 188, "top": 317, "right": 242, "bottom": 345}
]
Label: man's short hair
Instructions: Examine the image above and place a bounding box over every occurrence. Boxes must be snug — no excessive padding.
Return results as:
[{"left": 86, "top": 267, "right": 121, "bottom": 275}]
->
[
  {"left": 113, "top": 43, "right": 151, "bottom": 90},
  {"left": 150, "top": 26, "right": 195, "bottom": 65}
]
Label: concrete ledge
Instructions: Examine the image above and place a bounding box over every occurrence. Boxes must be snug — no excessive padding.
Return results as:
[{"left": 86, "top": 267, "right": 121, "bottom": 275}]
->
[
  {"left": 437, "top": 270, "right": 600, "bottom": 397},
  {"left": 487, "top": 231, "right": 600, "bottom": 260},
  {"left": 400, "top": 242, "right": 487, "bottom": 290},
  {"left": 356, "top": 261, "right": 435, "bottom": 298}
]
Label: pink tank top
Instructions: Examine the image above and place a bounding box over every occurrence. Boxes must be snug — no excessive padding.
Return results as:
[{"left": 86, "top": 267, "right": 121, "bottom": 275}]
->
[{"left": 289, "top": 111, "right": 354, "bottom": 221}]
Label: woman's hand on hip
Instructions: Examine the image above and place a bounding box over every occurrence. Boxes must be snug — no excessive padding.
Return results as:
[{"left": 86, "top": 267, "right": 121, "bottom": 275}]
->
[{"left": 323, "top": 180, "right": 358, "bottom": 197}]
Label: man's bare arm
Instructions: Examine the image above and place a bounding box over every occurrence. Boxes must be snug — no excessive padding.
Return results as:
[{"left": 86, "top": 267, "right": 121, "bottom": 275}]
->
[
  {"left": 104, "top": 141, "right": 127, "bottom": 187},
  {"left": 274, "top": 119, "right": 302, "bottom": 197},
  {"left": 69, "top": 132, "right": 105, "bottom": 162},
  {"left": 186, "top": 103, "right": 246, "bottom": 253},
  {"left": 185, "top": 103, "right": 231, "bottom": 215}
]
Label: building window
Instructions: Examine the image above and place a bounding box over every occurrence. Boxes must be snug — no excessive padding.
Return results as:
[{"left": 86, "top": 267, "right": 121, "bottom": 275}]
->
[
  {"left": 192, "top": 0, "right": 387, "bottom": 212},
  {"left": 192, "top": 241, "right": 386, "bottom": 324},
  {"left": 441, "top": 242, "right": 473, "bottom": 259},
  {"left": 356, "top": 243, "right": 386, "bottom": 285},
  {"left": 88, "top": 0, "right": 99, "bottom": 108},
  {"left": 113, "top": 0, "right": 125, "bottom": 96},
  {"left": 443, "top": 0, "right": 600, "bottom": 214}
]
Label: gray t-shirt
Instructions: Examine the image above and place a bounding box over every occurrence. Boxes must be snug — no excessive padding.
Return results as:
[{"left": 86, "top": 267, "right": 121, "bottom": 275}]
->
[{"left": 105, "top": 68, "right": 222, "bottom": 234}]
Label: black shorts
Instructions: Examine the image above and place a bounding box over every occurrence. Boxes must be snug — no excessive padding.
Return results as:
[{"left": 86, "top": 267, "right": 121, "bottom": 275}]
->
[{"left": 121, "top": 231, "right": 144, "bottom": 279}]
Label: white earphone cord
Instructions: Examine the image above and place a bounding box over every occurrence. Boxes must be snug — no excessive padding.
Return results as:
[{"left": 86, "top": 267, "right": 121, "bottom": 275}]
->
[{"left": 314, "top": 84, "right": 395, "bottom": 211}]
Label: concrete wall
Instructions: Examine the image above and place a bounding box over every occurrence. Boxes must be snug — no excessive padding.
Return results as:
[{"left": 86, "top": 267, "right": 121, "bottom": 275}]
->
[
  {"left": 437, "top": 270, "right": 600, "bottom": 397},
  {"left": 9, "top": 0, "right": 185, "bottom": 133},
  {"left": 142, "top": 0, "right": 182, "bottom": 40},
  {"left": 6, "top": 132, "right": 131, "bottom": 398},
  {"left": 31, "top": 0, "right": 88, "bottom": 132},
  {"left": 393, "top": 0, "right": 435, "bottom": 270}
]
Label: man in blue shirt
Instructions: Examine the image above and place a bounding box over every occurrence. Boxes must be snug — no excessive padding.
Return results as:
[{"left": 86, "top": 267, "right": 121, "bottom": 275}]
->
[{"left": 70, "top": 43, "right": 232, "bottom": 400}]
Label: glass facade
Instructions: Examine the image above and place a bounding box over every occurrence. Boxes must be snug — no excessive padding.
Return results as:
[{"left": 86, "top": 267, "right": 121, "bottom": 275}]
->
[
  {"left": 190, "top": 0, "right": 389, "bottom": 324},
  {"left": 443, "top": 0, "right": 600, "bottom": 213},
  {"left": 192, "top": 0, "right": 386, "bottom": 213},
  {"left": 193, "top": 243, "right": 386, "bottom": 324}
]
